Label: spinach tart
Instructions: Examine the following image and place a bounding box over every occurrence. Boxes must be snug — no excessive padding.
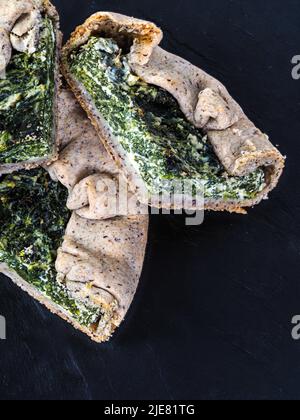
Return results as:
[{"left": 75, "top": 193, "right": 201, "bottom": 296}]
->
[
  {"left": 0, "top": 0, "right": 60, "bottom": 175},
  {"left": 62, "top": 12, "right": 285, "bottom": 213},
  {"left": 0, "top": 90, "right": 148, "bottom": 343}
]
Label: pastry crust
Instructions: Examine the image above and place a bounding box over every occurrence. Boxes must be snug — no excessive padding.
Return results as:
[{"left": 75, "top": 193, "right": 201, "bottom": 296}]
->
[
  {"left": 61, "top": 12, "right": 285, "bottom": 213},
  {"left": 0, "top": 0, "right": 61, "bottom": 175}
]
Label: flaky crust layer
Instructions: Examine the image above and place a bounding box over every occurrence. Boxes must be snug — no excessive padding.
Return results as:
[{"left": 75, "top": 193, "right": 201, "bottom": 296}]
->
[{"left": 62, "top": 12, "right": 285, "bottom": 214}]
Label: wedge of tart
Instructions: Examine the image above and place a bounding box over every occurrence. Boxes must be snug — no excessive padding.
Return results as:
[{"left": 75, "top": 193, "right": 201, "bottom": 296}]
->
[
  {"left": 62, "top": 12, "right": 285, "bottom": 213},
  {"left": 0, "top": 90, "right": 148, "bottom": 342},
  {"left": 0, "top": 0, "right": 60, "bottom": 175}
]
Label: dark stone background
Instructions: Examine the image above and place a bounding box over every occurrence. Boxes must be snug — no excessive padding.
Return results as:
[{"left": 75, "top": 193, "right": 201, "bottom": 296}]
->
[{"left": 0, "top": 0, "right": 299, "bottom": 400}]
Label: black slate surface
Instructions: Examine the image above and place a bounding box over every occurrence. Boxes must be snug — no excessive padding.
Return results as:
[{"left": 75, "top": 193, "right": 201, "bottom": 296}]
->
[{"left": 0, "top": 0, "right": 299, "bottom": 401}]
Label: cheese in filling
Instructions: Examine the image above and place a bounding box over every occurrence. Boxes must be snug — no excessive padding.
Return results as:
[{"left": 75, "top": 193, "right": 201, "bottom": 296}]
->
[
  {"left": 0, "top": 16, "right": 55, "bottom": 165},
  {"left": 68, "top": 37, "right": 266, "bottom": 201},
  {"left": 0, "top": 169, "right": 102, "bottom": 327}
]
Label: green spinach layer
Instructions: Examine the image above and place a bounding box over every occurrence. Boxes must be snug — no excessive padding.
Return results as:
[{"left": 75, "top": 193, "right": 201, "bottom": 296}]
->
[
  {"left": 0, "top": 16, "right": 55, "bottom": 164},
  {"left": 0, "top": 169, "right": 101, "bottom": 327},
  {"left": 69, "top": 37, "right": 266, "bottom": 201}
]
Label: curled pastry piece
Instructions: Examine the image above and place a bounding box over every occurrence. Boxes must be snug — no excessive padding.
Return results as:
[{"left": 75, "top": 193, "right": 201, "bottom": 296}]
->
[
  {"left": 10, "top": 9, "right": 42, "bottom": 54},
  {"left": 10, "top": 24, "right": 40, "bottom": 54},
  {"left": 67, "top": 173, "right": 145, "bottom": 220},
  {"left": 195, "top": 88, "right": 238, "bottom": 130},
  {"left": 0, "top": 0, "right": 35, "bottom": 76},
  {"left": 62, "top": 12, "right": 285, "bottom": 214},
  {"left": 11, "top": 8, "right": 40, "bottom": 37},
  {"left": 56, "top": 210, "right": 148, "bottom": 342},
  {"left": 56, "top": 238, "right": 121, "bottom": 341},
  {"left": 49, "top": 89, "right": 144, "bottom": 220},
  {"left": 208, "top": 118, "right": 283, "bottom": 179},
  {"left": 0, "top": 0, "right": 33, "bottom": 31},
  {"left": 67, "top": 174, "right": 120, "bottom": 220}
]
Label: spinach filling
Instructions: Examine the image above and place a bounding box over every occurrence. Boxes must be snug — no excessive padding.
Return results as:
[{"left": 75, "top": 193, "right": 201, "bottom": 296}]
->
[
  {"left": 0, "top": 169, "right": 101, "bottom": 327},
  {"left": 69, "top": 37, "right": 266, "bottom": 201},
  {"left": 0, "top": 16, "right": 55, "bottom": 165}
]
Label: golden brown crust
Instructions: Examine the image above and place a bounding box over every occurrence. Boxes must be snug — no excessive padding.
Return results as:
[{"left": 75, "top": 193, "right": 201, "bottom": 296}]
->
[
  {"left": 61, "top": 12, "right": 285, "bottom": 214},
  {"left": 0, "top": 0, "right": 61, "bottom": 176}
]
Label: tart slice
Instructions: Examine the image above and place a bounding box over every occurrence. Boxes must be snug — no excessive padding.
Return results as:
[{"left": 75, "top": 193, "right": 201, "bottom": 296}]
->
[
  {"left": 0, "top": 0, "right": 60, "bottom": 174},
  {"left": 0, "top": 90, "right": 148, "bottom": 342},
  {"left": 62, "top": 12, "right": 285, "bottom": 213}
]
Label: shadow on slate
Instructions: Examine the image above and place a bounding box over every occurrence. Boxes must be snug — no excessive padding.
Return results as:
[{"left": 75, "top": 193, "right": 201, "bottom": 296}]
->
[{"left": 0, "top": 0, "right": 300, "bottom": 401}]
